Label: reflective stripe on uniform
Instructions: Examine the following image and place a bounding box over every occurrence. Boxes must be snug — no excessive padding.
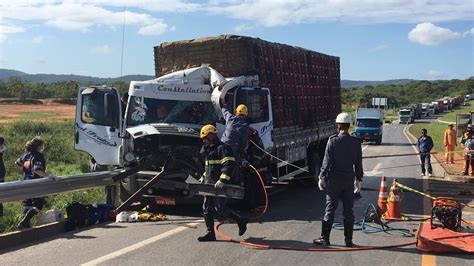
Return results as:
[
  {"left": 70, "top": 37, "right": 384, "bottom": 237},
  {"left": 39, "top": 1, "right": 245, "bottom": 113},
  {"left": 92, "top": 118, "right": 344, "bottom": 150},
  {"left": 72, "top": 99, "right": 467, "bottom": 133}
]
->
[
  {"left": 205, "top": 157, "right": 235, "bottom": 165},
  {"left": 220, "top": 174, "right": 231, "bottom": 181}
]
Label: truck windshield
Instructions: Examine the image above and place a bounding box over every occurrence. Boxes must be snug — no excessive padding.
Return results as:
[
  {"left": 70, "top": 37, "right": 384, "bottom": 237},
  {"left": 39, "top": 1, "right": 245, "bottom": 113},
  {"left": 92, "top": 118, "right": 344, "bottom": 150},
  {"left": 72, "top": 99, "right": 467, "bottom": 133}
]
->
[
  {"left": 399, "top": 111, "right": 411, "bottom": 116},
  {"left": 127, "top": 96, "right": 218, "bottom": 126},
  {"left": 356, "top": 119, "right": 380, "bottom": 128}
]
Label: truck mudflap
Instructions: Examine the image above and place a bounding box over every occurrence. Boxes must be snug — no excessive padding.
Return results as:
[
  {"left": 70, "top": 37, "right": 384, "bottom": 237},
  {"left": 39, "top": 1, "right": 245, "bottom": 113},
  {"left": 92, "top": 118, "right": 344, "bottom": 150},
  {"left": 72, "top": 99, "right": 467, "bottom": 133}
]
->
[{"left": 186, "top": 183, "right": 244, "bottom": 199}]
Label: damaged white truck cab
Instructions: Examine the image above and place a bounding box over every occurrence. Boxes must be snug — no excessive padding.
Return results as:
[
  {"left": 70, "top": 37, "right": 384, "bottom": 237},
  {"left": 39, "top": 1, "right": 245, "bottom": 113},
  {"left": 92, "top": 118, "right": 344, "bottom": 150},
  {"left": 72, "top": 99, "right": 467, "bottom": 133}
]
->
[{"left": 74, "top": 67, "right": 273, "bottom": 203}]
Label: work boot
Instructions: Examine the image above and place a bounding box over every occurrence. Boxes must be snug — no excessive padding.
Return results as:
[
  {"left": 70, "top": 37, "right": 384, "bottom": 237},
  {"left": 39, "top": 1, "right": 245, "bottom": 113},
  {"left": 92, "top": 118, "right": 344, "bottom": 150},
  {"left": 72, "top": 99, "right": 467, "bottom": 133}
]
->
[
  {"left": 344, "top": 221, "right": 354, "bottom": 247},
  {"left": 17, "top": 208, "right": 38, "bottom": 230},
  {"left": 237, "top": 217, "right": 248, "bottom": 236},
  {"left": 313, "top": 220, "right": 331, "bottom": 246},
  {"left": 197, "top": 231, "right": 216, "bottom": 242}
]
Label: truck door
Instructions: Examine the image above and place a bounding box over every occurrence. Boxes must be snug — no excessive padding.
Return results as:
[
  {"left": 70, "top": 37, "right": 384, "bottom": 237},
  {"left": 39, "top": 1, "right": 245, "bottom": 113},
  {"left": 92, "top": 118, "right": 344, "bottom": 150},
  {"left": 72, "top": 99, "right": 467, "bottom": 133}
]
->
[
  {"left": 234, "top": 88, "right": 274, "bottom": 149},
  {"left": 75, "top": 87, "right": 123, "bottom": 165}
]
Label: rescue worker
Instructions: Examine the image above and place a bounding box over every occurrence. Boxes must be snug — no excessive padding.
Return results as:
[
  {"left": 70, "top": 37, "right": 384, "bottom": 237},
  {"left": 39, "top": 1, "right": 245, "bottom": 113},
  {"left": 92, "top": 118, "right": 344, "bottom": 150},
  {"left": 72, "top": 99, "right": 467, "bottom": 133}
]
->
[
  {"left": 197, "top": 125, "right": 248, "bottom": 242},
  {"left": 461, "top": 125, "right": 474, "bottom": 175},
  {"left": 221, "top": 104, "right": 249, "bottom": 181},
  {"left": 314, "top": 113, "right": 363, "bottom": 247},
  {"left": 417, "top": 128, "right": 434, "bottom": 177},
  {"left": 0, "top": 137, "right": 6, "bottom": 230},
  {"left": 15, "top": 137, "right": 55, "bottom": 230},
  {"left": 443, "top": 123, "right": 457, "bottom": 164}
]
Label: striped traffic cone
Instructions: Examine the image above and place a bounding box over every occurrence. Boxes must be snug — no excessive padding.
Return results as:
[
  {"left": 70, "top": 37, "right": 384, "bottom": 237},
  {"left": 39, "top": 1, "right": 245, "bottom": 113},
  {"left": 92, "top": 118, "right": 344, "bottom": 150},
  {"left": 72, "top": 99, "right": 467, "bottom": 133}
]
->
[
  {"left": 377, "top": 176, "right": 388, "bottom": 215},
  {"left": 383, "top": 178, "right": 404, "bottom": 220}
]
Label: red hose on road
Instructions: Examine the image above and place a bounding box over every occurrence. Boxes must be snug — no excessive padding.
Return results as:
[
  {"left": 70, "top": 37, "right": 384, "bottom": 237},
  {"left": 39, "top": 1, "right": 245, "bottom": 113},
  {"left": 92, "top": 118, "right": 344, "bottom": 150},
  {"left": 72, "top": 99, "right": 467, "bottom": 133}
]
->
[{"left": 214, "top": 164, "right": 418, "bottom": 252}]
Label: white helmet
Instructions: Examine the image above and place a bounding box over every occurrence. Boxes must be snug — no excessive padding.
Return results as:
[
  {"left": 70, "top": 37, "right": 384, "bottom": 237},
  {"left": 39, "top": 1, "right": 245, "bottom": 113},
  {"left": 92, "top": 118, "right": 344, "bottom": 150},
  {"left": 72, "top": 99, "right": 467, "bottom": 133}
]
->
[{"left": 335, "top": 112, "right": 352, "bottom": 124}]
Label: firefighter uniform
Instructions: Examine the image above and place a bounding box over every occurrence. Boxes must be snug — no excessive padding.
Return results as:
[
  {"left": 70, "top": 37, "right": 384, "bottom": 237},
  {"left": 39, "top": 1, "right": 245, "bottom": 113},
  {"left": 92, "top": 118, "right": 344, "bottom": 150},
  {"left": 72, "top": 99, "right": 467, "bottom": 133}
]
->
[
  {"left": 443, "top": 126, "right": 457, "bottom": 164},
  {"left": 200, "top": 139, "right": 247, "bottom": 240},
  {"left": 221, "top": 107, "right": 249, "bottom": 182},
  {"left": 15, "top": 151, "right": 46, "bottom": 225},
  {"left": 461, "top": 131, "right": 474, "bottom": 175}
]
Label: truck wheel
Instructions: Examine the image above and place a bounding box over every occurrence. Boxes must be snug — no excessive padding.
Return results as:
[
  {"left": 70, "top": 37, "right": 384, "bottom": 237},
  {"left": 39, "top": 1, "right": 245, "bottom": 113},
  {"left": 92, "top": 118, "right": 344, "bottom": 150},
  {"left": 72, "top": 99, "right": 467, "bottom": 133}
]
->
[
  {"left": 119, "top": 174, "right": 138, "bottom": 202},
  {"left": 305, "top": 152, "right": 321, "bottom": 187},
  {"left": 376, "top": 137, "right": 382, "bottom": 145}
]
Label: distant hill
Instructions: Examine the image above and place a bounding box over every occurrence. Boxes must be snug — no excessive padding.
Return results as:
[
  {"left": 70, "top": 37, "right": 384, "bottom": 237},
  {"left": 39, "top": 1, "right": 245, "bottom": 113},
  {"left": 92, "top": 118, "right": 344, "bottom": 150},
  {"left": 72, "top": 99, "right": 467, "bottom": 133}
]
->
[
  {"left": 0, "top": 69, "right": 154, "bottom": 84},
  {"left": 0, "top": 68, "right": 415, "bottom": 88},
  {"left": 341, "top": 79, "right": 415, "bottom": 88}
]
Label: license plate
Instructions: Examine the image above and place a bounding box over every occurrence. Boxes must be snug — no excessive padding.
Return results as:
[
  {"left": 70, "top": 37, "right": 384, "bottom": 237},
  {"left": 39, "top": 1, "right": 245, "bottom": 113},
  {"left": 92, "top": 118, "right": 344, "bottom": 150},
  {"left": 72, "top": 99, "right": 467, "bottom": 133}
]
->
[{"left": 155, "top": 196, "right": 176, "bottom": 206}]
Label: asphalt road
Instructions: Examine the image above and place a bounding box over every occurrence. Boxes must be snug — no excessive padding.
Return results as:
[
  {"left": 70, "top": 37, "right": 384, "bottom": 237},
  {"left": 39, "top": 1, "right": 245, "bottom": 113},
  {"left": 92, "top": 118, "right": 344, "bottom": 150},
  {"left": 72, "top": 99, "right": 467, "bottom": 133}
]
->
[{"left": 1, "top": 117, "right": 472, "bottom": 265}]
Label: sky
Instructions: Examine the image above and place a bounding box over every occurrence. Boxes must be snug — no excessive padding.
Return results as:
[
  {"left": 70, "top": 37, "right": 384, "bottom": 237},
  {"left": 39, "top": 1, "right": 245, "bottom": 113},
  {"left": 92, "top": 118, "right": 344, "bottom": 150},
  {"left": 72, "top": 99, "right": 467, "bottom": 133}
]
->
[{"left": 0, "top": 0, "right": 473, "bottom": 81}]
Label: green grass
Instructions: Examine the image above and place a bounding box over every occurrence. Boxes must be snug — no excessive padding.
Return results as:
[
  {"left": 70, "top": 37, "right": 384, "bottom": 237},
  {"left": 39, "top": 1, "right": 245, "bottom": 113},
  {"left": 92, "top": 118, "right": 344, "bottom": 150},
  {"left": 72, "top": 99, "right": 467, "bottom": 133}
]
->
[
  {"left": 439, "top": 103, "right": 474, "bottom": 123},
  {"left": 409, "top": 123, "right": 463, "bottom": 154},
  {"left": 0, "top": 121, "right": 104, "bottom": 233}
]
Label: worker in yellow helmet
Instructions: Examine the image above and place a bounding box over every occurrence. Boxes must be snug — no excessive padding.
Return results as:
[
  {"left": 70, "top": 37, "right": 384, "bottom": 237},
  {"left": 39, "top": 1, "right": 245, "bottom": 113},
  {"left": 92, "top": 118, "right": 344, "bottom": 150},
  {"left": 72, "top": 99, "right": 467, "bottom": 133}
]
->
[
  {"left": 221, "top": 104, "right": 250, "bottom": 181},
  {"left": 197, "top": 124, "right": 248, "bottom": 241}
]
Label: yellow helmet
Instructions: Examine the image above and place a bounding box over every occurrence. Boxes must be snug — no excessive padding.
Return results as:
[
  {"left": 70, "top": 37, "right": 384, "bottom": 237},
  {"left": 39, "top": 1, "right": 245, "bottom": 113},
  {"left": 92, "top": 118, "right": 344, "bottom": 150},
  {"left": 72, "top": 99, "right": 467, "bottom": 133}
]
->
[
  {"left": 200, "top": 124, "right": 217, "bottom": 139},
  {"left": 235, "top": 104, "right": 248, "bottom": 116}
]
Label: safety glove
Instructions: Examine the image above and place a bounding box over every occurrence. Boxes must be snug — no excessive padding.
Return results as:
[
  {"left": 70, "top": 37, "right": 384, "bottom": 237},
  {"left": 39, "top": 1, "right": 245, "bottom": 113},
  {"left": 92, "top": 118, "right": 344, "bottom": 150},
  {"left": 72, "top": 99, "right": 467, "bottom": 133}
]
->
[
  {"left": 354, "top": 179, "right": 362, "bottom": 194},
  {"left": 318, "top": 176, "right": 326, "bottom": 191},
  {"left": 214, "top": 179, "right": 225, "bottom": 189}
]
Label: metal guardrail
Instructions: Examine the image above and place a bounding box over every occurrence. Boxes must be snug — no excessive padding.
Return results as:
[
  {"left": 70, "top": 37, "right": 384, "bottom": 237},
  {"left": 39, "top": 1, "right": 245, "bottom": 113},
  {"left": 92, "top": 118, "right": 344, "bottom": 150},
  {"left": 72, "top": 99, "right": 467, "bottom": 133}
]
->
[{"left": 0, "top": 170, "right": 121, "bottom": 203}]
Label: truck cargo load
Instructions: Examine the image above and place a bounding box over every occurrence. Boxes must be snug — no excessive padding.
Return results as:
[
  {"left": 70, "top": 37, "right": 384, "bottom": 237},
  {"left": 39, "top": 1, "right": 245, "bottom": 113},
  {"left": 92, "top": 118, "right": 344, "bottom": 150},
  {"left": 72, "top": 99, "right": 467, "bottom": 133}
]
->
[{"left": 154, "top": 35, "right": 341, "bottom": 128}]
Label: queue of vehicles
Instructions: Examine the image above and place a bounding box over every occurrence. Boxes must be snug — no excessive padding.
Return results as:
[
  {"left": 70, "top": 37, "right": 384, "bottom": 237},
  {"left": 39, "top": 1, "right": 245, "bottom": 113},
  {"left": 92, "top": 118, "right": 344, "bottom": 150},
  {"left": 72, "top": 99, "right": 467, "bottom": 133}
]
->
[{"left": 398, "top": 95, "right": 467, "bottom": 124}]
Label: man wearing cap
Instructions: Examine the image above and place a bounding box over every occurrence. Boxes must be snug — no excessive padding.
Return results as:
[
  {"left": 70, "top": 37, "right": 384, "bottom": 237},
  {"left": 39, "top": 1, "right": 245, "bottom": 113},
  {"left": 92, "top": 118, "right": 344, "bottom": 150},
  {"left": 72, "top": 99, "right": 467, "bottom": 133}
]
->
[
  {"left": 461, "top": 125, "right": 474, "bottom": 175},
  {"left": 314, "top": 112, "right": 363, "bottom": 247},
  {"left": 418, "top": 128, "right": 434, "bottom": 177},
  {"left": 197, "top": 124, "right": 248, "bottom": 242},
  {"left": 443, "top": 124, "right": 457, "bottom": 164}
]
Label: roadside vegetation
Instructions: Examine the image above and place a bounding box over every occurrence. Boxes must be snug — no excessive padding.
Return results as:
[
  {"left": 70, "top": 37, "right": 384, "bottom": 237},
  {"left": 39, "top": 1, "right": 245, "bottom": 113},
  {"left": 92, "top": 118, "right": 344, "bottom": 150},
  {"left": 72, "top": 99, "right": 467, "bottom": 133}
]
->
[
  {"left": 0, "top": 121, "right": 105, "bottom": 233},
  {"left": 438, "top": 104, "right": 474, "bottom": 123}
]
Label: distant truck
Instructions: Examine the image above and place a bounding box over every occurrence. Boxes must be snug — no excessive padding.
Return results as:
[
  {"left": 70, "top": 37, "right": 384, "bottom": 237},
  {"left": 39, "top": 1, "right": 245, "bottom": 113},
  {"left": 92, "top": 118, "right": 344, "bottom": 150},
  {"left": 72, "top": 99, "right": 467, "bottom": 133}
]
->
[
  {"left": 409, "top": 103, "right": 422, "bottom": 119},
  {"left": 443, "top": 97, "right": 453, "bottom": 110},
  {"left": 431, "top": 101, "right": 440, "bottom": 114},
  {"left": 399, "top": 106, "right": 414, "bottom": 124},
  {"left": 354, "top": 108, "right": 383, "bottom": 144},
  {"left": 428, "top": 103, "right": 436, "bottom": 116},
  {"left": 421, "top": 103, "right": 430, "bottom": 117}
]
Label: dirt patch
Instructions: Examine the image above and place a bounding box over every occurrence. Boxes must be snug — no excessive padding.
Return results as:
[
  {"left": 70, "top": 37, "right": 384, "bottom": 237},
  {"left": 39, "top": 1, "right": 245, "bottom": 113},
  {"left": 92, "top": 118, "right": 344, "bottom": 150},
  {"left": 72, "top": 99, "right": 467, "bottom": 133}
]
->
[
  {"left": 0, "top": 104, "right": 75, "bottom": 124},
  {"left": 434, "top": 150, "right": 468, "bottom": 175}
]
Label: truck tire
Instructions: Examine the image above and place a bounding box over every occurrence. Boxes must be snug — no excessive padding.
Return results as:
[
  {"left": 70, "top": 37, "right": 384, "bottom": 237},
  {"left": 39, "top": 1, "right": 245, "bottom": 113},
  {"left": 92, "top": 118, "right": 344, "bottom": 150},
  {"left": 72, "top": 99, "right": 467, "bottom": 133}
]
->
[
  {"left": 305, "top": 152, "right": 321, "bottom": 187},
  {"left": 376, "top": 136, "right": 382, "bottom": 145},
  {"left": 119, "top": 174, "right": 138, "bottom": 202}
]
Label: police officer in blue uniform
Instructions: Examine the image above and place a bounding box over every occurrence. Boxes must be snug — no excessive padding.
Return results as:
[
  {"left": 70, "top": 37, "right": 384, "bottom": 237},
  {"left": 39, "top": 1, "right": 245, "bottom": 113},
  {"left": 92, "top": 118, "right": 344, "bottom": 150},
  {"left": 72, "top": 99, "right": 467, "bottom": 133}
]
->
[
  {"left": 221, "top": 104, "right": 250, "bottom": 182},
  {"left": 314, "top": 113, "right": 363, "bottom": 247},
  {"left": 15, "top": 137, "right": 54, "bottom": 230},
  {"left": 197, "top": 125, "right": 248, "bottom": 242}
]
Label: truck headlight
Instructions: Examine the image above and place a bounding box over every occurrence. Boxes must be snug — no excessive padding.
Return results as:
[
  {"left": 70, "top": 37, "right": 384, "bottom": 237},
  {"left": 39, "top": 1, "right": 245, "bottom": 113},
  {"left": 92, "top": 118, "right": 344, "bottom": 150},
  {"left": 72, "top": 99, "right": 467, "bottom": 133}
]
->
[{"left": 124, "top": 152, "right": 136, "bottom": 162}]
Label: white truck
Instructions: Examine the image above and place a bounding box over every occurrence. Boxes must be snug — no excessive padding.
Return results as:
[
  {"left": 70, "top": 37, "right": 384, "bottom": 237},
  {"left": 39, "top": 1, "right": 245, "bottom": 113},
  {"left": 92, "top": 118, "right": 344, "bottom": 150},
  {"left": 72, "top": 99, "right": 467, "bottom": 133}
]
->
[
  {"left": 428, "top": 103, "right": 436, "bottom": 116},
  {"left": 421, "top": 103, "right": 430, "bottom": 117},
  {"left": 398, "top": 106, "right": 414, "bottom": 124},
  {"left": 74, "top": 66, "right": 337, "bottom": 206}
]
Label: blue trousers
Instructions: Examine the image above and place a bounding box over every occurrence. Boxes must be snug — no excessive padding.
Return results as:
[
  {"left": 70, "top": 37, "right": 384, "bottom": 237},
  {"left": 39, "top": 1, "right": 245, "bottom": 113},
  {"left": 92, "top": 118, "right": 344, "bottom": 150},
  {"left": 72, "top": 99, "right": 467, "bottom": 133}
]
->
[
  {"left": 323, "top": 181, "right": 355, "bottom": 225},
  {"left": 420, "top": 154, "right": 432, "bottom": 174}
]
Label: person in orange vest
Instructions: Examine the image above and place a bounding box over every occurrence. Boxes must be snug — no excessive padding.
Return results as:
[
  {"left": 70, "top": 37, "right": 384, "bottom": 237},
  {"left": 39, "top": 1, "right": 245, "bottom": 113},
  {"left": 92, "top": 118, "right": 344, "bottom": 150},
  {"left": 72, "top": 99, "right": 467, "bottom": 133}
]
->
[
  {"left": 461, "top": 125, "right": 474, "bottom": 175},
  {"left": 443, "top": 123, "right": 457, "bottom": 164}
]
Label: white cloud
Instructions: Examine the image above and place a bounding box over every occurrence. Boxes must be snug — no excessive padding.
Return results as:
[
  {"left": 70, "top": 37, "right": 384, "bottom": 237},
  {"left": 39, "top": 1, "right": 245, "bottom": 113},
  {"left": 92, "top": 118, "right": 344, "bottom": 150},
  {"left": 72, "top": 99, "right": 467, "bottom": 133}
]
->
[
  {"left": 0, "top": 24, "right": 24, "bottom": 42},
  {"left": 408, "top": 23, "right": 460, "bottom": 46},
  {"left": 33, "top": 57, "right": 47, "bottom": 64},
  {"left": 138, "top": 21, "right": 175, "bottom": 36},
  {"left": 463, "top": 28, "right": 474, "bottom": 37},
  {"left": 90, "top": 45, "right": 112, "bottom": 55},
  {"left": 233, "top": 24, "right": 254, "bottom": 32},
  {"left": 428, "top": 70, "right": 448, "bottom": 80},
  {"left": 369, "top": 44, "right": 389, "bottom": 52},
  {"left": 32, "top": 36, "right": 44, "bottom": 44}
]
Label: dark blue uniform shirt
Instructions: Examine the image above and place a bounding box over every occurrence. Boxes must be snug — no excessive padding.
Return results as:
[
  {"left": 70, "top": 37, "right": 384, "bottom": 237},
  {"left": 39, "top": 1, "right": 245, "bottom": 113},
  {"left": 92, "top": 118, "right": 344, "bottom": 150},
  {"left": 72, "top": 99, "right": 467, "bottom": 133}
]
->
[
  {"left": 417, "top": 135, "right": 434, "bottom": 153},
  {"left": 320, "top": 132, "right": 363, "bottom": 183},
  {"left": 15, "top": 152, "right": 46, "bottom": 180},
  {"left": 220, "top": 108, "right": 249, "bottom": 152}
]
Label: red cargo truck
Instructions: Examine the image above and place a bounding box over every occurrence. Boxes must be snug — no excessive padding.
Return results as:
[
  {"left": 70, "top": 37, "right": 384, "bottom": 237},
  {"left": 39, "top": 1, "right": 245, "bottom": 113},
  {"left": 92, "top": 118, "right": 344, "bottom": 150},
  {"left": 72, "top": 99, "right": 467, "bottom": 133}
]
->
[{"left": 154, "top": 35, "right": 341, "bottom": 185}]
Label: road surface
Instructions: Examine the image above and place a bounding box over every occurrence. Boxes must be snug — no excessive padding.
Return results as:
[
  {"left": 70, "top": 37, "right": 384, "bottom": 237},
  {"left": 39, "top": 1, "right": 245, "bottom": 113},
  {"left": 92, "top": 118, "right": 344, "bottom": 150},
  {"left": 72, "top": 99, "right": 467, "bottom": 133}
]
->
[{"left": 1, "top": 118, "right": 472, "bottom": 265}]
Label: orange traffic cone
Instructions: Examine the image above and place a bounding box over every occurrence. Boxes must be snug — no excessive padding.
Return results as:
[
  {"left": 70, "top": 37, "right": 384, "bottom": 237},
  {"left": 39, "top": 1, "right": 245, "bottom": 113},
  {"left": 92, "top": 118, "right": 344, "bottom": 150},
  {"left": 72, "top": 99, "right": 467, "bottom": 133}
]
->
[
  {"left": 383, "top": 178, "right": 405, "bottom": 220},
  {"left": 377, "top": 176, "right": 388, "bottom": 215}
]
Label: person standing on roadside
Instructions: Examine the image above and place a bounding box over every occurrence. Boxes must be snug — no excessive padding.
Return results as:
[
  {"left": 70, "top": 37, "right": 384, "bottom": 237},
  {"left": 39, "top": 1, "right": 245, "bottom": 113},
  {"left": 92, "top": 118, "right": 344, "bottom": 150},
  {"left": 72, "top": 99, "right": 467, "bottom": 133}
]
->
[
  {"left": 314, "top": 113, "right": 363, "bottom": 248},
  {"left": 0, "top": 137, "right": 6, "bottom": 230},
  {"left": 15, "top": 137, "right": 55, "bottom": 230},
  {"left": 418, "top": 128, "right": 434, "bottom": 177},
  {"left": 461, "top": 125, "right": 474, "bottom": 176},
  {"left": 443, "top": 124, "right": 457, "bottom": 164}
]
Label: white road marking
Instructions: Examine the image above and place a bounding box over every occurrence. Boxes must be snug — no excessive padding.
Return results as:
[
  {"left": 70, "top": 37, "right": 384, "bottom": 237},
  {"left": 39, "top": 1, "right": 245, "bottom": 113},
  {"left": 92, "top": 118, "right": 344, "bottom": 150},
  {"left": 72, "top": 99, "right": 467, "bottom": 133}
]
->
[
  {"left": 81, "top": 222, "right": 200, "bottom": 266},
  {"left": 362, "top": 145, "right": 369, "bottom": 152},
  {"left": 365, "top": 162, "right": 383, "bottom": 176}
]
